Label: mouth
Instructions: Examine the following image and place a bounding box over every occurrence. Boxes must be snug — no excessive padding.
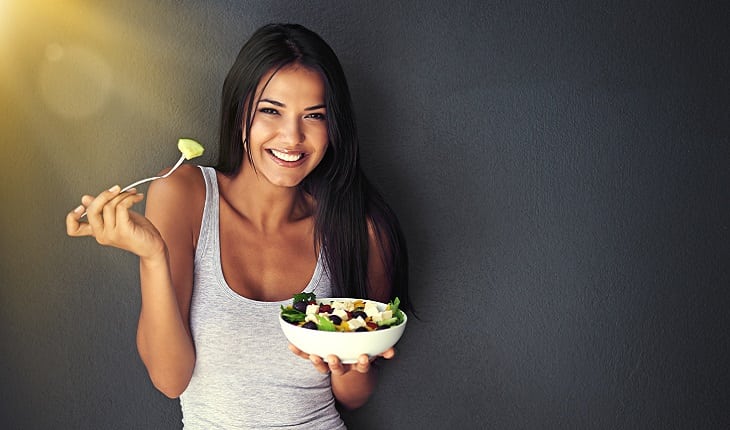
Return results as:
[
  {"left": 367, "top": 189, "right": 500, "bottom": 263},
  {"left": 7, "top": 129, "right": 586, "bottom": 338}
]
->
[{"left": 268, "top": 148, "right": 306, "bottom": 163}]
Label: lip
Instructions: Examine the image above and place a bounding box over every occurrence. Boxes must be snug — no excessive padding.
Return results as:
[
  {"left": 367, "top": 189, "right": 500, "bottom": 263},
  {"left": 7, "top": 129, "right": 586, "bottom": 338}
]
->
[{"left": 266, "top": 148, "right": 309, "bottom": 167}]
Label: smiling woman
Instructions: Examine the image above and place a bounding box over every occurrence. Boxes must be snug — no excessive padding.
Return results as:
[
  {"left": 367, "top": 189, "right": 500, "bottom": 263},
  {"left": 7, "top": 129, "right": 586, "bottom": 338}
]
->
[
  {"left": 244, "top": 66, "right": 330, "bottom": 189},
  {"left": 65, "top": 23, "right": 411, "bottom": 429}
]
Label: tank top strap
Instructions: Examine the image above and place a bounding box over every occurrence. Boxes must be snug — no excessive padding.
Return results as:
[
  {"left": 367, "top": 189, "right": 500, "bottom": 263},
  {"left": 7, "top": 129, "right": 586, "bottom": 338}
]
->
[{"left": 195, "top": 165, "right": 219, "bottom": 265}]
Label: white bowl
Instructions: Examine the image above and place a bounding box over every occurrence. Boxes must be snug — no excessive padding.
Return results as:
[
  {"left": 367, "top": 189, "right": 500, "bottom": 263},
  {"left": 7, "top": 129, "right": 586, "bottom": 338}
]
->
[{"left": 279, "top": 298, "right": 407, "bottom": 363}]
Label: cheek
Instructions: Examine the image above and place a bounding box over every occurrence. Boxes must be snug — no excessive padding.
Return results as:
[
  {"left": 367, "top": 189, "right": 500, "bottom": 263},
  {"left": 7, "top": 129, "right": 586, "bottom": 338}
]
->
[
  {"left": 310, "top": 126, "right": 329, "bottom": 148},
  {"left": 313, "top": 143, "right": 330, "bottom": 167},
  {"left": 247, "top": 121, "right": 276, "bottom": 143}
]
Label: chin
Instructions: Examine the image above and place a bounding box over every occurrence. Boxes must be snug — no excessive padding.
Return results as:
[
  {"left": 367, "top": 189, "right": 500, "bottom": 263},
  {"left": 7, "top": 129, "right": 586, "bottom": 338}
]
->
[{"left": 267, "top": 176, "right": 307, "bottom": 188}]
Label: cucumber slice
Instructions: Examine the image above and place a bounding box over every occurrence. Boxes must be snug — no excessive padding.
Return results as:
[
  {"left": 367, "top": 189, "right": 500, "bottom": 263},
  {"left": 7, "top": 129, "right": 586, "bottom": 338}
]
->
[
  {"left": 377, "top": 317, "right": 398, "bottom": 327},
  {"left": 177, "top": 138, "right": 204, "bottom": 160}
]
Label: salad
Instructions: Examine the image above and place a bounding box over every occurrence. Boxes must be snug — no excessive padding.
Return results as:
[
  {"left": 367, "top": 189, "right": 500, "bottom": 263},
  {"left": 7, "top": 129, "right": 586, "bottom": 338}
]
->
[{"left": 280, "top": 293, "right": 405, "bottom": 332}]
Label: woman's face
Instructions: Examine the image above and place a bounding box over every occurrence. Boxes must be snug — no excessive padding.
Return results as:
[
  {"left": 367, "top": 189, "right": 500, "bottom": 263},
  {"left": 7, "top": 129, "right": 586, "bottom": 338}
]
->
[{"left": 243, "top": 64, "right": 328, "bottom": 188}]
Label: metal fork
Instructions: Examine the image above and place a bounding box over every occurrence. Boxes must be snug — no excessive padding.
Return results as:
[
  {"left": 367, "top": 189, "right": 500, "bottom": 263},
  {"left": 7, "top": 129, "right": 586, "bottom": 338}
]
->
[{"left": 79, "top": 153, "right": 186, "bottom": 219}]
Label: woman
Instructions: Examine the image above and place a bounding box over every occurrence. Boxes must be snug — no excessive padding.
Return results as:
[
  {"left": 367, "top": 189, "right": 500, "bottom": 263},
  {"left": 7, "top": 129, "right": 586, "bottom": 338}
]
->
[{"left": 66, "top": 23, "right": 409, "bottom": 428}]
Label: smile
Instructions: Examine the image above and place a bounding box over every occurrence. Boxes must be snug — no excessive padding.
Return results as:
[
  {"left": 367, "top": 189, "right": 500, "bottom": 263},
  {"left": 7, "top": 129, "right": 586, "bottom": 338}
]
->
[{"left": 269, "top": 149, "right": 305, "bottom": 162}]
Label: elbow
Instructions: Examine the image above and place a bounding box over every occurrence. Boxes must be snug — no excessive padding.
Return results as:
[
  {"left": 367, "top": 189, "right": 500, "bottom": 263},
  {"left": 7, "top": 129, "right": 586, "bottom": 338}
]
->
[
  {"left": 149, "top": 373, "right": 190, "bottom": 399},
  {"left": 332, "top": 370, "right": 377, "bottom": 410},
  {"left": 157, "top": 386, "right": 185, "bottom": 399},
  {"left": 333, "top": 383, "right": 373, "bottom": 411},
  {"left": 137, "top": 343, "right": 194, "bottom": 398},
  {"left": 337, "top": 397, "right": 369, "bottom": 411},
  {"left": 140, "top": 352, "right": 193, "bottom": 399}
]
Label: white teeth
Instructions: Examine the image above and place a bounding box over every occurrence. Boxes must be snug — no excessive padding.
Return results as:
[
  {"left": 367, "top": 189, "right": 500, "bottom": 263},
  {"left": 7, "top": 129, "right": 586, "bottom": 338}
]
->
[{"left": 270, "top": 149, "right": 304, "bottom": 162}]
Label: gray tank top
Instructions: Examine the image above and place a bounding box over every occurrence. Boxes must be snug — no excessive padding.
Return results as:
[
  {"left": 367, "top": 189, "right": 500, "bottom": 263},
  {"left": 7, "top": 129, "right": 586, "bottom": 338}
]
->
[{"left": 179, "top": 166, "right": 346, "bottom": 429}]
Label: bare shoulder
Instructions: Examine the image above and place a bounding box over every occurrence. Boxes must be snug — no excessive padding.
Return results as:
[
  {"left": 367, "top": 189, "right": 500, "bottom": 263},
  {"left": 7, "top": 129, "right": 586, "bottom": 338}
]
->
[
  {"left": 366, "top": 216, "right": 393, "bottom": 302},
  {"left": 145, "top": 164, "right": 206, "bottom": 235},
  {"left": 147, "top": 164, "right": 204, "bottom": 201},
  {"left": 366, "top": 216, "right": 392, "bottom": 255}
]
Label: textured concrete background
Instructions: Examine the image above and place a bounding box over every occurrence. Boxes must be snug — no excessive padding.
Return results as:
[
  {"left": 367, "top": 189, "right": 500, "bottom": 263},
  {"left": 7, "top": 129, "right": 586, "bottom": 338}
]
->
[{"left": 1, "top": 1, "right": 728, "bottom": 428}]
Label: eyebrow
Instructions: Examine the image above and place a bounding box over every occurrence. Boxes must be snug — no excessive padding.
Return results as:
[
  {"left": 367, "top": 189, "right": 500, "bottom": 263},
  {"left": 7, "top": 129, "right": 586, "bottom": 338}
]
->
[{"left": 258, "top": 98, "right": 325, "bottom": 111}]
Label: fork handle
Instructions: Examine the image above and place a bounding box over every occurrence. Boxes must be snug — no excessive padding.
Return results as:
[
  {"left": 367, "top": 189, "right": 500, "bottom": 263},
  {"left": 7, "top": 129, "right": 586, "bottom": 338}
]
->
[
  {"left": 120, "top": 176, "right": 160, "bottom": 193},
  {"left": 78, "top": 154, "right": 186, "bottom": 219}
]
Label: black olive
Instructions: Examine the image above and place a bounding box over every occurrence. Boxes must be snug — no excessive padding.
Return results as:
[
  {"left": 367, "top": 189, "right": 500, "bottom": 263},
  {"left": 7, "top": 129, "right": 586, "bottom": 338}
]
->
[
  {"left": 352, "top": 311, "right": 367, "bottom": 320},
  {"left": 302, "top": 321, "right": 318, "bottom": 330},
  {"left": 355, "top": 327, "right": 369, "bottom": 332},
  {"left": 293, "top": 301, "right": 308, "bottom": 313},
  {"left": 329, "top": 315, "right": 342, "bottom": 325}
]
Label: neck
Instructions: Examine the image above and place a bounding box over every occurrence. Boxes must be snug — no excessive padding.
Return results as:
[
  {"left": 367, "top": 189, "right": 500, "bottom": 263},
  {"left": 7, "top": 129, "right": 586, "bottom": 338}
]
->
[{"left": 219, "top": 162, "right": 311, "bottom": 233}]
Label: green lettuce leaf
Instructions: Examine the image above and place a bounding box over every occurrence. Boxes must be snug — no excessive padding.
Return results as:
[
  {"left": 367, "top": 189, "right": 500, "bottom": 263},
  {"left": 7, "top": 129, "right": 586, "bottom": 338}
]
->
[
  {"left": 280, "top": 305, "right": 306, "bottom": 323},
  {"left": 292, "top": 292, "right": 317, "bottom": 304},
  {"left": 316, "top": 315, "right": 336, "bottom": 332},
  {"left": 388, "top": 297, "right": 405, "bottom": 326}
]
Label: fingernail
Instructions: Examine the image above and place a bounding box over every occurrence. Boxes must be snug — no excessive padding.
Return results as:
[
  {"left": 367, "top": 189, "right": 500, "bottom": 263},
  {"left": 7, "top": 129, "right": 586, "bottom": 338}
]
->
[
  {"left": 74, "top": 205, "right": 84, "bottom": 213},
  {"left": 109, "top": 185, "right": 120, "bottom": 192}
]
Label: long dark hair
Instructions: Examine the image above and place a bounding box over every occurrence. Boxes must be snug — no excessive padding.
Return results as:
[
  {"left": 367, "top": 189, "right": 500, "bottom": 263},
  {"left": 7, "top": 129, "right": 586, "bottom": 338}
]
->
[{"left": 215, "top": 23, "right": 410, "bottom": 310}]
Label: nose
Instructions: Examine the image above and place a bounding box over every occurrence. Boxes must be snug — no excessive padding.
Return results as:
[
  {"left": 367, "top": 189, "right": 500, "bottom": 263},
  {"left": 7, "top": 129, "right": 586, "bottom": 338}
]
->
[{"left": 280, "top": 117, "right": 304, "bottom": 145}]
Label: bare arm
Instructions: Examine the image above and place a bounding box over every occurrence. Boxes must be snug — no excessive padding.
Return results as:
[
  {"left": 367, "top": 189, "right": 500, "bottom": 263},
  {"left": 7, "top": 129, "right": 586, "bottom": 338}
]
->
[
  {"left": 135, "top": 167, "right": 200, "bottom": 398},
  {"left": 328, "top": 219, "right": 393, "bottom": 409},
  {"left": 135, "top": 245, "right": 195, "bottom": 398},
  {"left": 289, "top": 220, "right": 395, "bottom": 409},
  {"left": 66, "top": 165, "right": 201, "bottom": 398}
]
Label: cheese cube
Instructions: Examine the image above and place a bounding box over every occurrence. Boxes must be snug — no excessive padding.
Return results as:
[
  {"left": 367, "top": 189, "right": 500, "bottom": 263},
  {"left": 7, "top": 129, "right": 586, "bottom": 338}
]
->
[
  {"left": 333, "top": 309, "right": 349, "bottom": 320},
  {"left": 364, "top": 302, "right": 380, "bottom": 317},
  {"left": 305, "top": 314, "right": 319, "bottom": 324},
  {"left": 347, "top": 317, "right": 366, "bottom": 330}
]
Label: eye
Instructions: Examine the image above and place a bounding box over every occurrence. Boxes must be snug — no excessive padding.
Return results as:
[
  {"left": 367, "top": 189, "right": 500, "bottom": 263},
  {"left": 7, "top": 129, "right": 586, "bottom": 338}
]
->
[
  {"left": 259, "top": 107, "right": 279, "bottom": 115},
  {"left": 305, "top": 112, "right": 326, "bottom": 121}
]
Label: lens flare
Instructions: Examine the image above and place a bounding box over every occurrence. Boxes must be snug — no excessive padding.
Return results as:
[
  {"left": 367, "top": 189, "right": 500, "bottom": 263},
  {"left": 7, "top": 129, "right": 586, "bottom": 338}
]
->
[{"left": 38, "top": 43, "right": 113, "bottom": 119}]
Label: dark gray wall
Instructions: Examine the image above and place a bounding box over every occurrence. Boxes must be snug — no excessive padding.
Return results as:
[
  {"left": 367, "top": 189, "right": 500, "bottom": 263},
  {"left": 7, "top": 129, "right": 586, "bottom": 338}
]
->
[{"left": 1, "top": 1, "right": 728, "bottom": 429}]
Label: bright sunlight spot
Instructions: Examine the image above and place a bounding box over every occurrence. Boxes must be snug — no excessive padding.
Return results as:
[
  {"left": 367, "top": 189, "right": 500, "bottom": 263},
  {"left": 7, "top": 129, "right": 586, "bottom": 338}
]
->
[{"left": 0, "top": 0, "right": 12, "bottom": 54}]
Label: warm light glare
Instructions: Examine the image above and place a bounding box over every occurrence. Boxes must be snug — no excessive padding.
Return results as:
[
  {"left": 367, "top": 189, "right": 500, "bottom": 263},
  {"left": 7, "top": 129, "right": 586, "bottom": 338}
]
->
[
  {"left": 0, "top": 0, "right": 12, "bottom": 56},
  {"left": 39, "top": 43, "right": 113, "bottom": 119},
  {"left": 0, "top": 0, "right": 8, "bottom": 22},
  {"left": 1, "top": 0, "right": 210, "bottom": 166},
  {"left": 1, "top": 0, "right": 174, "bottom": 123}
]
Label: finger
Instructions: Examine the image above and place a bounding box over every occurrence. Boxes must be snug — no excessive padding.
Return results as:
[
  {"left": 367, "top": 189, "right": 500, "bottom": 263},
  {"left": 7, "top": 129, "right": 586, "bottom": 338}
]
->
[
  {"left": 66, "top": 205, "right": 93, "bottom": 237},
  {"left": 100, "top": 188, "right": 136, "bottom": 230},
  {"left": 287, "top": 344, "right": 310, "bottom": 360},
  {"left": 114, "top": 191, "right": 144, "bottom": 225},
  {"left": 353, "top": 354, "right": 371, "bottom": 373},
  {"left": 120, "top": 190, "right": 144, "bottom": 209},
  {"left": 379, "top": 347, "right": 396, "bottom": 360},
  {"left": 309, "top": 355, "right": 332, "bottom": 374},
  {"left": 326, "top": 355, "right": 348, "bottom": 376},
  {"left": 119, "top": 190, "right": 143, "bottom": 207},
  {"left": 86, "top": 185, "right": 121, "bottom": 233},
  {"left": 101, "top": 194, "right": 120, "bottom": 231}
]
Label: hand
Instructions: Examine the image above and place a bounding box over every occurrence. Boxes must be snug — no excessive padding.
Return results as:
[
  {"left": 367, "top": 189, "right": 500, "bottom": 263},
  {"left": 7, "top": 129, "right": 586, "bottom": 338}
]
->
[
  {"left": 66, "top": 185, "right": 165, "bottom": 259},
  {"left": 288, "top": 344, "right": 396, "bottom": 376}
]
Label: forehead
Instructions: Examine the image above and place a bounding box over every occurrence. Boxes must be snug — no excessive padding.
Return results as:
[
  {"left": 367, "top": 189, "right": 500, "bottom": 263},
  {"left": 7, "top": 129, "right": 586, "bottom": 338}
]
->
[{"left": 256, "top": 64, "right": 325, "bottom": 102}]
